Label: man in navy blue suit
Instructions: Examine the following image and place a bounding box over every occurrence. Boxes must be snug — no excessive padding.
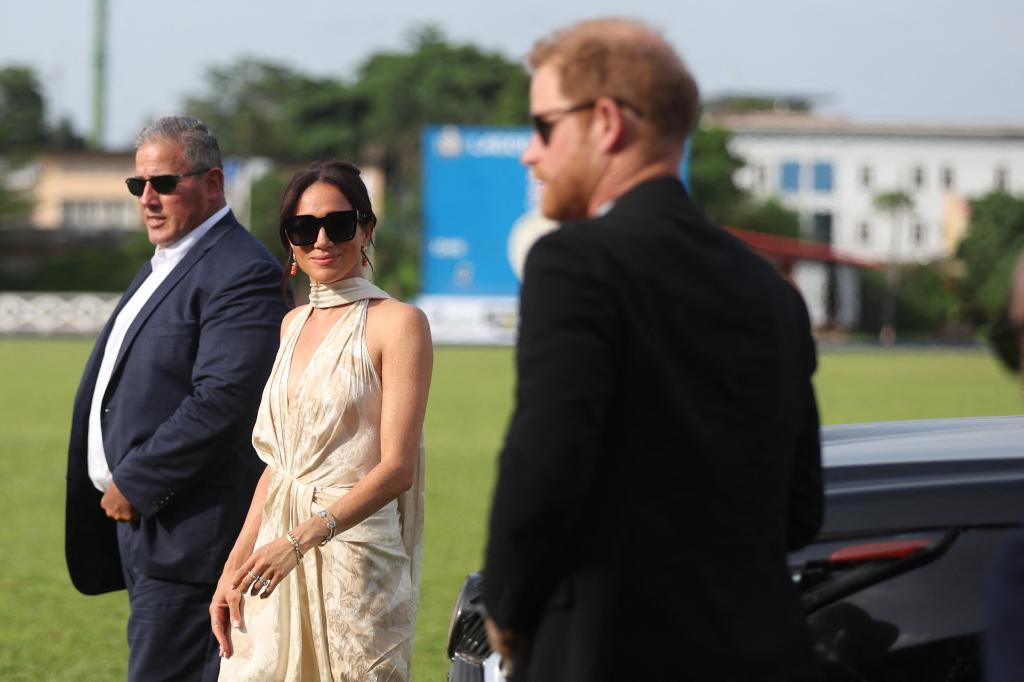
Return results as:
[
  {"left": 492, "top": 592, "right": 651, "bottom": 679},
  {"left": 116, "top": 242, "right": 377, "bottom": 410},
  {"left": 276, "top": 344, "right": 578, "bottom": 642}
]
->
[{"left": 64, "top": 116, "right": 285, "bottom": 681}]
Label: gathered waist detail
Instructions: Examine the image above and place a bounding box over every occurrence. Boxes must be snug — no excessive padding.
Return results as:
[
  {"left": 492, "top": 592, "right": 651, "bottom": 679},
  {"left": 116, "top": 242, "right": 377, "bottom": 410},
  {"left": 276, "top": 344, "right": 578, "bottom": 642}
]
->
[{"left": 267, "top": 466, "right": 401, "bottom": 546}]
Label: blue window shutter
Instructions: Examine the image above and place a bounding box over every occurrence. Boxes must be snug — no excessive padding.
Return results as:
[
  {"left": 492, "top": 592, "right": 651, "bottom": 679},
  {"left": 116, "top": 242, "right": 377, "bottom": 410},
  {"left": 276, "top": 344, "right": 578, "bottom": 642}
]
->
[
  {"left": 780, "top": 161, "right": 800, "bottom": 192},
  {"left": 813, "top": 162, "right": 834, "bottom": 192}
]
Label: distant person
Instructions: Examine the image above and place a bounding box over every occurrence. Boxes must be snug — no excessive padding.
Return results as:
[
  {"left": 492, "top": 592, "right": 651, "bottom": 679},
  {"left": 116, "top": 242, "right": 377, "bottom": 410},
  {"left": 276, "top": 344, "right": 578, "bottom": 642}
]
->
[
  {"left": 64, "top": 116, "right": 285, "bottom": 681},
  {"left": 1011, "top": 253, "right": 1024, "bottom": 385},
  {"left": 210, "top": 161, "right": 432, "bottom": 681},
  {"left": 481, "top": 18, "right": 824, "bottom": 681},
  {"left": 984, "top": 250, "right": 1024, "bottom": 682}
]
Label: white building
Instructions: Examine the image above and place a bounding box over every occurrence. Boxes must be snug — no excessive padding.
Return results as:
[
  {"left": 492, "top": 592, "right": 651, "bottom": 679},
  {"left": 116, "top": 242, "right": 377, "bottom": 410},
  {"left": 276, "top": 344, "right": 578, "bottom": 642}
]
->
[{"left": 716, "top": 112, "right": 1024, "bottom": 264}]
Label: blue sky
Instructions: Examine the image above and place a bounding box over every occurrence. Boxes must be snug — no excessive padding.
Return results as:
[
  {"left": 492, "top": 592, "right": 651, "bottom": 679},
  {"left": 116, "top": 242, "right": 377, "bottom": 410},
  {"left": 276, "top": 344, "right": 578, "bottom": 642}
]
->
[{"left": 2, "top": 0, "right": 1022, "bottom": 150}]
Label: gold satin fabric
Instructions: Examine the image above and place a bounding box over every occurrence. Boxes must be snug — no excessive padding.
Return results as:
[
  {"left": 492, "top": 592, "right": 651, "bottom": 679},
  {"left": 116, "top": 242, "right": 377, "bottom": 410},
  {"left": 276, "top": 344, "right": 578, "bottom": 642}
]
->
[{"left": 220, "top": 279, "right": 424, "bottom": 681}]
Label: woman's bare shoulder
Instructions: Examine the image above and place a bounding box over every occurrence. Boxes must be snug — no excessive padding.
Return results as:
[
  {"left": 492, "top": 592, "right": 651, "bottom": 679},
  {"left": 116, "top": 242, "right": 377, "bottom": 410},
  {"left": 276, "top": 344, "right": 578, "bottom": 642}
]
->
[{"left": 367, "top": 298, "right": 431, "bottom": 341}]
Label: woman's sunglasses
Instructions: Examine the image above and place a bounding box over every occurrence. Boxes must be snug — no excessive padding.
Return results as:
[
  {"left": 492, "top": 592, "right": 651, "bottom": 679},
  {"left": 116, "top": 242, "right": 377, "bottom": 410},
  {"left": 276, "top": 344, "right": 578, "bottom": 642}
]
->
[
  {"left": 125, "top": 169, "right": 210, "bottom": 197},
  {"left": 283, "top": 210, "right": 371, "bottom": 246}
]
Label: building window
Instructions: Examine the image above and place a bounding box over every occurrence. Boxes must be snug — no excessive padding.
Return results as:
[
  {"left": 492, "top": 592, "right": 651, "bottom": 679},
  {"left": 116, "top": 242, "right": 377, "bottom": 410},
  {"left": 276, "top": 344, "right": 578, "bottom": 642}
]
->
[
  {"left": 62, "top": 200, "right": 136, "bottom": 230},
  {"left": 811, "top": 212, "right": 833, "bottom": 244},
  {"left": 861, "top": 166, "right": 872, "bottom": 188},
  {"left": 859, "top": 222, "right": 871, "bottom": 244},
  {"left": 996, "top": 166, "right": 1010, "bottom": 192},
  {"left": 813, "top": 162, "right": 834, "bottom": 193},
  {"left": 941, "top": 166, "right": 955, "bottom": 190},
  {"left": 913, "top": 166, "right": 925, "bottom": 189},
  {"left": 913, "top": 222, "right": 926, "bottom": 246},
  {"left": 780, "top": 161, "right": 800, "bottom": 193}
]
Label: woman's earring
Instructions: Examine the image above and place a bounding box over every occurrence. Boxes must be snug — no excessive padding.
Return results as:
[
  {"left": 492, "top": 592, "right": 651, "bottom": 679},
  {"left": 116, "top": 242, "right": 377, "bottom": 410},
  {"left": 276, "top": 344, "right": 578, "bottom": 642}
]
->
[
  {"left": 360, "top": 246, "right": 369, "bottom": 267},
  {"left": 289, "top": 255, "right": 298, "bottom": 277}
]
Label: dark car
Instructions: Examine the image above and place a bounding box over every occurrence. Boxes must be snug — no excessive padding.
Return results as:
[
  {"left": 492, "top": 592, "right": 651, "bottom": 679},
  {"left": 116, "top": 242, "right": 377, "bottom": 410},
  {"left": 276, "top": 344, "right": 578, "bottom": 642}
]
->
[{"left": 447, "top": 416, "right": 1024, "bottom": 681}]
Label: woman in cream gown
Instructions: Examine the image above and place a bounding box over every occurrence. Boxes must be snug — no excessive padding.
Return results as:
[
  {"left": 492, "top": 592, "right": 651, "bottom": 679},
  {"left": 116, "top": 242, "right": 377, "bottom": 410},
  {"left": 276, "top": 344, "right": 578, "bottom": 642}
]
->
[{"left": 210, "top": 161, "right": 432, "bottom": 681}]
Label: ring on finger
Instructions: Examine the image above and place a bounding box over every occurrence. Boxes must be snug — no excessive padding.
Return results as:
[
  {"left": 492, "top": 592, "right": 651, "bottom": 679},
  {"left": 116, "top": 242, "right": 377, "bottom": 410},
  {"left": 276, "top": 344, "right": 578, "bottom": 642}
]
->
[
  {"left": 247, "top": 570, "right": 260, "bottom": 582},
  {"left": 260, "top": 578, "right": 271, "bottom": 588}
]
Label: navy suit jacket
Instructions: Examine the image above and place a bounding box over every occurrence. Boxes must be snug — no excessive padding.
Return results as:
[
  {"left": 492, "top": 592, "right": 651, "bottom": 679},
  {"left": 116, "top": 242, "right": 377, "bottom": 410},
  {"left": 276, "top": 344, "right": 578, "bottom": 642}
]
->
[
  {"left": 484, "top": 177, "right": 823, "bottom": 681},
  {"left": 65, "top": 211, "right": 286, "bottom": 595}
]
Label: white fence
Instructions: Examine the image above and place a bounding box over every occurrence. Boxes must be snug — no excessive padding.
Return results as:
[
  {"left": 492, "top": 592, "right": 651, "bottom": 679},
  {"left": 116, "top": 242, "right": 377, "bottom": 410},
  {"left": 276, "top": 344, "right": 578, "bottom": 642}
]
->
[{"left": 0, "top": 292, "right": 119, "bottom": 335}]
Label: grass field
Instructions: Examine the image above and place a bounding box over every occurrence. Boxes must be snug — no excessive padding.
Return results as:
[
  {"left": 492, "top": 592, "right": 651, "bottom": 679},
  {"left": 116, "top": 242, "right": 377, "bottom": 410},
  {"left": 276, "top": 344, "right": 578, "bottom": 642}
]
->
[{"left": 0, "top": 339, "right": 1020, "bottom": 680}]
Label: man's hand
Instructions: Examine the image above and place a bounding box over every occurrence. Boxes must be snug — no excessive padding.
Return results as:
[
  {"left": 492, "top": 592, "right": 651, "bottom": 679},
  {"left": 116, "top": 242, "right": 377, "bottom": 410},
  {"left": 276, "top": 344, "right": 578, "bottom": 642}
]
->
[
  {"left": 485, "top": 617, "right": 518, "bottom": 677},
  {"left": 100, "top": 480, "right": 136, "bottom": 522}
]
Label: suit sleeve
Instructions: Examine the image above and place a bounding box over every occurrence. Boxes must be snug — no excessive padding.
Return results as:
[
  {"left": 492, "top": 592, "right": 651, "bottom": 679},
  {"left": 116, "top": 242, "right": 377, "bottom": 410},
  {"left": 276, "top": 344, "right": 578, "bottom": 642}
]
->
[
  {"left": 483, "top": 230, "right": 618, "bottom": 631},
  {"left": 112, "top": 257, "right": 282, "bottom": 519},
  {"left": 786, "top": 293, "right": 824, "bottom": 550}
]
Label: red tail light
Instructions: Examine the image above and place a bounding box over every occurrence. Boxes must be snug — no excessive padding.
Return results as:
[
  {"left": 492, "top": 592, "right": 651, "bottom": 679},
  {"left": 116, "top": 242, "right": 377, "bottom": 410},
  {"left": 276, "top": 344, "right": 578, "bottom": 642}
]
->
[{"left": 828, "top": 538, "right": 933, "bottom": 564}]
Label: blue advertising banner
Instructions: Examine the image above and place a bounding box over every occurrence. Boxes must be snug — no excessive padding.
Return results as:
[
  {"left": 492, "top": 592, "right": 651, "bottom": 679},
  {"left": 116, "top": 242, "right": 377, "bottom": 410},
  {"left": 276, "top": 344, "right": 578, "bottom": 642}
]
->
[{"left": 418, "top": 125, "right": 689, "bottom": 344}]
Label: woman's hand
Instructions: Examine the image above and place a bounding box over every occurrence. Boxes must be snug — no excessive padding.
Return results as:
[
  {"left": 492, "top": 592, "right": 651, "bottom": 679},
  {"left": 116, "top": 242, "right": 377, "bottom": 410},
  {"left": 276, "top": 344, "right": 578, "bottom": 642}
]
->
[
  {"left": 209, "top": 571, "right": 243, "bottom": 659},
  {"left": 232, "top": 534, "right": 303, "bottom": 601},
  {"left": 209, "top": 519, "right": 322, "bottom": 658}
]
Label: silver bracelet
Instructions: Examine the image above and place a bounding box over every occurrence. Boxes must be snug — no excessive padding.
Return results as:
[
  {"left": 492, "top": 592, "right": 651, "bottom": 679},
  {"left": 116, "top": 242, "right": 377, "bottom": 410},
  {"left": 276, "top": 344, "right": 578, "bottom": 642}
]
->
[
  {"left": 286, "top": 530, "right": 303, "bottom": 565},
  {"left": 317, "top": 509, "right": 337, "bottom": 546}
]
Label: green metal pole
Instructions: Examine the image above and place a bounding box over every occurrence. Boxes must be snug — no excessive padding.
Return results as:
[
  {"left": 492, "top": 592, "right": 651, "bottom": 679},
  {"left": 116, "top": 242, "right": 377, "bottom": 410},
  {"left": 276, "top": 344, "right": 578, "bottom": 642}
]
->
[{"left": 90, "top": 0, "right": 107, "bottom": 149}]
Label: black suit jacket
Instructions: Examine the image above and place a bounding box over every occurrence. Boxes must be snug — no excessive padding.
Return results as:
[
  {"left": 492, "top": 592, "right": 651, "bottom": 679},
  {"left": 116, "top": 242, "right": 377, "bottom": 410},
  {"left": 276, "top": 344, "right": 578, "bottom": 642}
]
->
[
  {"left": 65, "top": 211, "right": 286, "bottom": 595},
  {"left": 484, "top": 177, "right": 823, "bottom": 681}
]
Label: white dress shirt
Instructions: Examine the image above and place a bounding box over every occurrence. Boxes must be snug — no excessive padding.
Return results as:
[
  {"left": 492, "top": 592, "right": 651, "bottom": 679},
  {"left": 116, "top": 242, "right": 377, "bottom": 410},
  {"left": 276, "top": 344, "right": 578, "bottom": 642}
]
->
[{"left": 87, "top": 206, "right": 230, "bottom": 492}]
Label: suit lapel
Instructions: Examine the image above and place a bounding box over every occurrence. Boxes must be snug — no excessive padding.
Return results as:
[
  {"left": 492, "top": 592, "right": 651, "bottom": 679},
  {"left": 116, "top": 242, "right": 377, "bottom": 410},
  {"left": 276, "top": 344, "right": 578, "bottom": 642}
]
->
[{"left": 110, "top": 215, "right": 238, "bottom": 377}]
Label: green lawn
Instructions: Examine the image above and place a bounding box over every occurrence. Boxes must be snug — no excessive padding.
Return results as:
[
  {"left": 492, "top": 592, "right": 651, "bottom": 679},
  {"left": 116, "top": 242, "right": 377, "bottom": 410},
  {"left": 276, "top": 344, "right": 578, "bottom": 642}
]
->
[{"left": 0, "top": 339, "right": 1020, "bottom": 680}]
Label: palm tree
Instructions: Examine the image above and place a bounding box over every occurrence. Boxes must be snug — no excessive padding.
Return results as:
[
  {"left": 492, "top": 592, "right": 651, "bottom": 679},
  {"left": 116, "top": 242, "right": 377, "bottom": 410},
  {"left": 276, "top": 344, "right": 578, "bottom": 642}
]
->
[{"left": 874, "top": 190, "right": 914, "bottom": 346}]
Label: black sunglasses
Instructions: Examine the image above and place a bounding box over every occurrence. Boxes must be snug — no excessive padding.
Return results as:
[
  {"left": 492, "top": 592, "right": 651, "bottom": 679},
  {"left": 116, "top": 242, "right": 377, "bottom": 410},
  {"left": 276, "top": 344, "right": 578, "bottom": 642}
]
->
[
  {"left": 125, "top": 169, "right": 210, "bottom": 197},
  {"left": 283, "top": 210, "right": 371, "bottom": 246},
  {"left": 531, "top": 98, "right": 646, "bottom": 146},
  {"left": 531, "top": 102, "right": 596, "bottom": 145}
]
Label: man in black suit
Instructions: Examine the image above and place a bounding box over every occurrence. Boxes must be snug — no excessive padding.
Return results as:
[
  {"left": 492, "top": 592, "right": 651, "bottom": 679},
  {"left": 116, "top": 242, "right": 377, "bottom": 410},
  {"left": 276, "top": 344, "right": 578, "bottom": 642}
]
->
[
  {"left": 483, "top": 18, "right": 823, "bottom": 681},
  {"left": 65, "top": 116, "right": 285, "bottom": 681}
]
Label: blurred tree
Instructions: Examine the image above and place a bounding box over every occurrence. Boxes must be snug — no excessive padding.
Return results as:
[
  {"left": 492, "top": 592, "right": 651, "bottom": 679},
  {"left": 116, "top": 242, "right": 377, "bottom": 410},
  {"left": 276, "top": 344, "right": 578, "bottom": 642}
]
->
[
  {"left": 689, "top": 125, "right": 745, "bottom": 222},
  {"left": 0, "top": 183, "right": 33, "bottom": 225},
  {"left": 247, "top": 168, "right": 292, "bottom": 258},
  {"left": 0, "top": 66, "right": 47, "bottom": 154},
  {"left": 0, "top": 66, "right": 85, "bottom": 224},
  {"left": 858, "top": 264, "right": 960, "bottom": 337},
  {"left": 874, "top": 190, "right": 914, "bottom": 345},
  {"left": 0, "top": 66, "right": 46, "bottom": 223},
  {"left": 184, "top": 59, "right": 325, "bottom": 159},
  {"left": 957, "top": 191, "right": 1024, "bottom": 325},
  {"left": 729, "top": 197, "right": 800, "bottom": 239}
]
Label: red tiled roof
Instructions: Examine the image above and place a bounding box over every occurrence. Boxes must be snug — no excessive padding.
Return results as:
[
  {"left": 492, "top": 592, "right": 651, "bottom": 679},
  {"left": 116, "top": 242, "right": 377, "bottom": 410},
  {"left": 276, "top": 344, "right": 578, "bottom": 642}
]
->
[{"left": 724, "top": 226, "right": 879, "bottom": 269}]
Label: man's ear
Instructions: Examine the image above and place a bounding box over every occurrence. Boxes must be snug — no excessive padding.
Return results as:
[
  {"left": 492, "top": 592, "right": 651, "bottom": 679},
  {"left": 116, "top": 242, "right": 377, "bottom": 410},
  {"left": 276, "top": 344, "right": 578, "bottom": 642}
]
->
[
  {"left": 592, "top": 97, "right": 629, "bottom": 153},
  {"left": 205, "top": 167, "right": 225, "bottom": 198}
]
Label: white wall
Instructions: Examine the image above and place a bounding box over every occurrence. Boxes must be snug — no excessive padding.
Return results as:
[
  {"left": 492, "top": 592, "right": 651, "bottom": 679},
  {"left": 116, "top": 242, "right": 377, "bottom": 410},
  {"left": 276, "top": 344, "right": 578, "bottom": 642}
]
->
[{"left": 729, "top": 129, "right": 1024, "bottom": 264}]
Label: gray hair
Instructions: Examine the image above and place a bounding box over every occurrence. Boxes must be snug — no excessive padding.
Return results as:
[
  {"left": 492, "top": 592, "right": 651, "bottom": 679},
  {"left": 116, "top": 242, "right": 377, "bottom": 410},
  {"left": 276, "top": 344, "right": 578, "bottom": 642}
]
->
[{"left": 135, "top": 116, "right": 223, "bottom": 171}]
